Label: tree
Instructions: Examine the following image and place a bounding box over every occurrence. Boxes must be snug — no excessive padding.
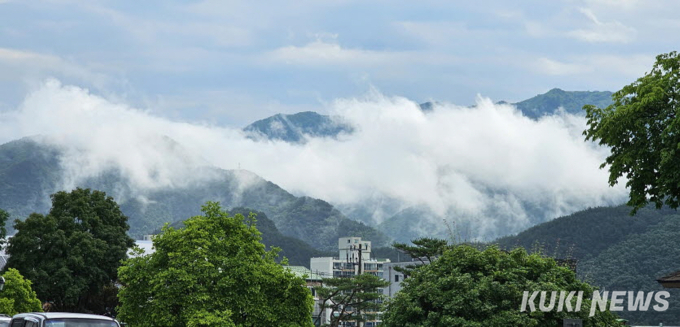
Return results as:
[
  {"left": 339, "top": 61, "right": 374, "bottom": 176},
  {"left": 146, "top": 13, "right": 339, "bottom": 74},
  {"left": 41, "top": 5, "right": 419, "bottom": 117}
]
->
[
  {"left": 382, "top": 245, "right": 619, "bottom": 327},
  {"left": 0, "top": 209, "right": 8, "bottom": 247},
  {"left": 116, "top": 202, "right": 314, "bottom": 327},
  {"left": 315, "top": 273, "right": 389, "bottom": 327},
  {"left": 5, "top": 188, "right": 134, "bottom": 313},
  {"left": 584, "top": 51, "right": 680, "bottom": 213},
  {"left": 0, "top": 268, "right": 43, "bottom": 316},
  {"left": 392, "top": 237, "right": 447, "bottom": 277}
]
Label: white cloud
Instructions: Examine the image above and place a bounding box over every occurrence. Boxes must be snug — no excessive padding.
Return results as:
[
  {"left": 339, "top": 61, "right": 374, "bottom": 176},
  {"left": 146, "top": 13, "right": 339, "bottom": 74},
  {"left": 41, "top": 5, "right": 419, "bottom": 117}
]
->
[
  {"left": 0, "top": 48, "right": 114, "bottom": 90},
  {"left": 535, "top": 57, "right": 590, "bottom": 76},
  {"left": 0, "top": 80, "right": 627, "bottom": 240},
  {"left": 265, "top": 40, "right": 380, "bottom": 66},
  {"left": 262, "top": 39, "right": 459, "bottom": 68},
  {"left": 567, "top": 8, "right": 636, "bottom": 43},
  {"left": 533, "top": 54, "right": 653, "bottom": 78}
]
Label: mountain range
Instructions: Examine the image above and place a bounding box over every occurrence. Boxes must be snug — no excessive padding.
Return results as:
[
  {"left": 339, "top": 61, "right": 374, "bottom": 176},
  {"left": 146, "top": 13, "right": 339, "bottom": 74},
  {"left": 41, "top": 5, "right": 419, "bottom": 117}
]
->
[
  {"left": 0, "top": 87, "right": 616, "bottom": 262},
  {"left": 0, "top": 136, "right": 389, "bottom": 255},
  {"left": 242, "top": 88, "right": 613, "bottom": 145}
]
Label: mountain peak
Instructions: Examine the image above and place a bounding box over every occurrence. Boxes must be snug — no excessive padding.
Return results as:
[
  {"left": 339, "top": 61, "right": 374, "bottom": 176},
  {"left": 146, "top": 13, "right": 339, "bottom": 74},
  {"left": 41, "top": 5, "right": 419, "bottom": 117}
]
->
[
  {"left": 513, "top": 88, "right": 613, "bottom": 119},
  {"left": 243, "top": 111, "right": 354, "bottom": 144}
]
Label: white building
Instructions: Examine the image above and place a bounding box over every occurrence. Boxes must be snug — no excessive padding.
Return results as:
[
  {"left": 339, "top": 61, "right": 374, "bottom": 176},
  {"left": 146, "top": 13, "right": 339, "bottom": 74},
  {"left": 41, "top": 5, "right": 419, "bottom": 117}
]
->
[
  {"left": 311, "top": 237, "right": 389, "bottom": 279},
  {"left": 310, "top": 237, "right": 390, "bottom": 327},
  {"left": 381, "top": 260, "right": 427, "bottom": 298}
]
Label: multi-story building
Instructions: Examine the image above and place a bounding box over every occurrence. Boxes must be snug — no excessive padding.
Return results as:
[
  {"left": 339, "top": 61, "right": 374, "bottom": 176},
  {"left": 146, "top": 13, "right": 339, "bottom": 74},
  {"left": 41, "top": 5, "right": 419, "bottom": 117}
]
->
[
  {"left": 310, "top": 237, "right": 390, "bottom": 327},
  {"left": 311, "top": 237, "right": 389, "bottom": 279}
]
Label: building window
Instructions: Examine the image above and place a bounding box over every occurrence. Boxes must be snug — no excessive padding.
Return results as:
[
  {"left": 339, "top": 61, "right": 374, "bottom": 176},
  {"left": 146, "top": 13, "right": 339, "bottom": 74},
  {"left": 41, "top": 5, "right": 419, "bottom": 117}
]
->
[{"left": 395, "top": 275, "right": 400, "bottom": 282}]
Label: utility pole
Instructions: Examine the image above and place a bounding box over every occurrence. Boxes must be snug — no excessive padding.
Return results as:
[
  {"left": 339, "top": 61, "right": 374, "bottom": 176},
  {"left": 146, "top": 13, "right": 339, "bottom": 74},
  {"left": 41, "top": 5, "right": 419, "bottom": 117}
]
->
[{"left": 352, "top": 243, "right": 364, "bottom": 327}]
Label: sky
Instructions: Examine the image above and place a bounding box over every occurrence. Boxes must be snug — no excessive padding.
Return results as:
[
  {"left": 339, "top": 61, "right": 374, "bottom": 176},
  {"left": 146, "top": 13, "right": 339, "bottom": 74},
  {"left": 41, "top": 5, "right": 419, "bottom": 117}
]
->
[
  {"left": 1, "top": 0, "right": 678, "bottom": 126},
  {"left": 0, "top": 0, "right": 675, "bottom": 239}
]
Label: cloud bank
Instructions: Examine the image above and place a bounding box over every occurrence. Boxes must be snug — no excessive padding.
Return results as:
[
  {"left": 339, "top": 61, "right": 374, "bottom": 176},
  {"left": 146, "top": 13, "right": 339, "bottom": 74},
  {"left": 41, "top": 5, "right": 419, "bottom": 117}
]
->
[{"left": 0, "top": 80, "right": 627, "bottom": 240}]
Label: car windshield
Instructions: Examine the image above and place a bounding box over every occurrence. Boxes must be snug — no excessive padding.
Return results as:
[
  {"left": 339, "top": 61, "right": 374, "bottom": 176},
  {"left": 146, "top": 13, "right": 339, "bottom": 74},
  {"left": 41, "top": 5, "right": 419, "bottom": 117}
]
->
[{"left": 44, "top": 319, "right": 118, "bottom": 327}]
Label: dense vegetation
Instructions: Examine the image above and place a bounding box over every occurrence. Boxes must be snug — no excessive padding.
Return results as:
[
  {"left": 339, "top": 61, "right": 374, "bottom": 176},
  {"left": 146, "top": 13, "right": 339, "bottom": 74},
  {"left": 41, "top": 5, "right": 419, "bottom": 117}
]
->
[
  {"left": 584, "top": 52, "right": 680, "bottom": 213},
  {"left": 496, "top": 205, "right": 680, "bottom": 324},
  {"left": 5, "top": 188, "right": 134, "bottom": 313},
  {"left": 495, "top": 205, "right": 671, "bottom": 261},
  {"left": 383, "top": 245, "right": 619, "bottom": 326},
  {"left": 118, "top": 202, "right": 314, "bottom": 326},
  {"left": 0, "top": 268, "right": 43, "bottom": 316},
  {"left": 516, "top": 88, "right": 613, "bottom": 119}
]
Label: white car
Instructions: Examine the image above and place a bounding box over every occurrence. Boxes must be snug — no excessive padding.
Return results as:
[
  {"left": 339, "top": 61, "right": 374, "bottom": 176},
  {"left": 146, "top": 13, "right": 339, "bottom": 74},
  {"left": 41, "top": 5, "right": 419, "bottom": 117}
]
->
[
  {"left": 0, "top": 314, "right": 10, "bottom": 327},
  {"left": 9, "top": 313, "right": 120, "bottom": 327}
]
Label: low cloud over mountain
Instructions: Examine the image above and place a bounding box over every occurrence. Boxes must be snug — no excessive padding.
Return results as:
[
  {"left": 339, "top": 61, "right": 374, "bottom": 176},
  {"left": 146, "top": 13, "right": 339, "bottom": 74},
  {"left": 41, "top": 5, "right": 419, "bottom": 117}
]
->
[{"left": 0, "top": 80, "right": 626, "bottom": 241}]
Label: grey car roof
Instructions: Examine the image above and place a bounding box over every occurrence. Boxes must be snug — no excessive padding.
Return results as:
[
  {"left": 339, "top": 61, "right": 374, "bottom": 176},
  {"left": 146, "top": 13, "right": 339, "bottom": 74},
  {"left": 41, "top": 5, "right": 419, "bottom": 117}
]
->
[{"left": 12, "top": 312, "right": 117, "bottom": 321}]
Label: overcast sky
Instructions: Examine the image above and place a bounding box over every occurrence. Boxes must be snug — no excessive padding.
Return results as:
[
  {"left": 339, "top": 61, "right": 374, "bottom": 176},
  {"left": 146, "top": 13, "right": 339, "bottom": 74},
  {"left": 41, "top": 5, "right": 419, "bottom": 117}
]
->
[{"left": 1, "top": 0, "right": 678, "bottom": 126}]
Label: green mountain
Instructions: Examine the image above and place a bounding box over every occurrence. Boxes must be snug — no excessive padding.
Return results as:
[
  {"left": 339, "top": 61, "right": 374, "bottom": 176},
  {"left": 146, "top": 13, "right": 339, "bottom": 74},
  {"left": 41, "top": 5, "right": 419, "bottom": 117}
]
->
[
  {"left": 0, "top": 137, "right": 390, "bottom": 252},
  {"left": 243, "top": 111, "right": 354, "bottom": 143},
  {"left": 495, "top": 205, "right": 680, "bottom": 324},
  {"left": 513, "top": 88, "right": 613, "bottom": 119}
]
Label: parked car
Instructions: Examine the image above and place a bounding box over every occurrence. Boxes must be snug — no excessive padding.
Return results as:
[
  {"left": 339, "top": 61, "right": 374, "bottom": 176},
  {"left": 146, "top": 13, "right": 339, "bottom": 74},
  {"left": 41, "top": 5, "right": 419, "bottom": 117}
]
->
[
  {"left": 9, "top": 313, "right": 119, "bottom": 327},
  {"left": 0, "top": 314, "right": 10, "bottom": 327}
]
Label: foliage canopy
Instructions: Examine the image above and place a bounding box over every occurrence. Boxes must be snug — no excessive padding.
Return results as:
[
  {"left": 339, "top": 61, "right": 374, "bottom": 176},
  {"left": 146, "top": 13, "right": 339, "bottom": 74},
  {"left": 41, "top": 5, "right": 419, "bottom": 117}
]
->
[
  {"left": 0, "top": 268, "right": 43, "bottom": 316},
  {"left": 382, "top": 245, "right": 619, "bottom": 327},
  {"left": 584, "top": 51, "right": 680, "bottom": 213},
  {"left": 117, "top": 202, "right": 314, "bottom": 327},
  {"left": 5, "top": 188, "right": 134, "bottom": 313}
]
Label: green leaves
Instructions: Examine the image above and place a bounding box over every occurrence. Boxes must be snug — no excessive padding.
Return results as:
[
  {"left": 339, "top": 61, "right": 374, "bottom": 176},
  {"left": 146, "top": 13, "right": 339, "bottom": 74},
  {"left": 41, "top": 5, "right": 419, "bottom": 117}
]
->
[
  {"left": 0, "top": 268, "right": 42, "bottom": 316},
  {"left": 5, "top": 188, "right": 134, "bottom": 313},
  {"left": 382, "top": 245, "right": 619, "bottom": 327},
  {"left": 584, "top": 51, "right": 680, "bottom": 213},
  {"left": 117, "top": 202, "right": 314, "bottom": 327}
]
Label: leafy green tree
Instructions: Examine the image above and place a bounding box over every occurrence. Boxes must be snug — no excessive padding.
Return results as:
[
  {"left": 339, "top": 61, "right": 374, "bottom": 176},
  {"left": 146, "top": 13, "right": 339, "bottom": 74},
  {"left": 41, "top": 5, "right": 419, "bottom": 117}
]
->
[
  {"left": 5, "top": 188, "right": 134, "bottom": 313},
  {"left": 382, "top": 245, "right": 619, "bottom": 327},
  {"left": 0, "top": 209, "right": 8, "bottom": 247},
  {"left": 0, "top": 268, "right": 43, "bottom": 315},
  {"left": 117, "top": 202, "right": 314, "bottom": 327},
  {"left": 315, "top": 273, "right": 389, "bottom": 327},
  {"left": 584, "top": 51, "right": 680, "bottom": 213}
]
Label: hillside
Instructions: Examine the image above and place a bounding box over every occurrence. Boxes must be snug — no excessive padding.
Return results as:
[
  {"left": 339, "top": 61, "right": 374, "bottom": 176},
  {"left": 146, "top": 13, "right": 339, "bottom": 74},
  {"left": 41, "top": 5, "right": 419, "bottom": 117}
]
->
[
  {"left": 165, "top": 207, "right": 332, "bottom": 267},
  {"left": 495, "top": 205, "right": 680, "bottom": 324},
  {"left": 0, "top": 137, "right": 390, "bottom": 252},
  {"left": 513, "top": 88, "right": 613, "bottom": 119},
  {"left": 495, "top": 205, "right": 672, "bottom": 260}
]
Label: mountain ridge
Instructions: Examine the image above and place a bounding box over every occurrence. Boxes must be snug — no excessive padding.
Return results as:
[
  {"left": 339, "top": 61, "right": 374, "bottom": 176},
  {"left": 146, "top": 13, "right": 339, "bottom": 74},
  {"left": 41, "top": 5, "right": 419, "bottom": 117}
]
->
[{"left": 0, "top": 136, "right": 390, "bottom": 252}]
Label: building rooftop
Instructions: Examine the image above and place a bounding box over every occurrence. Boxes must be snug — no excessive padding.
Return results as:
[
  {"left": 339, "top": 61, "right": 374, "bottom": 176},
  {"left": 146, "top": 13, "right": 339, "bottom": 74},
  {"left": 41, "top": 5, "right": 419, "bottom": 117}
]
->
[{"left": 285, "top": 266, "right": 324, "bottom": 281}]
